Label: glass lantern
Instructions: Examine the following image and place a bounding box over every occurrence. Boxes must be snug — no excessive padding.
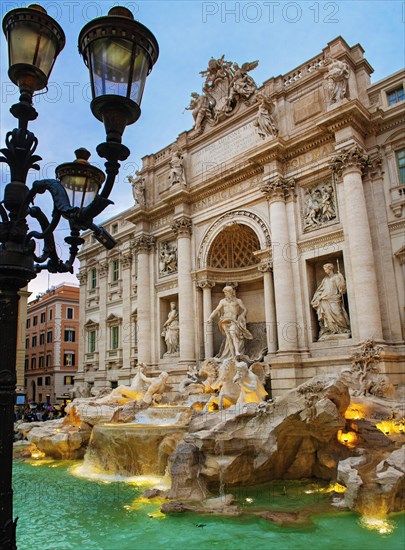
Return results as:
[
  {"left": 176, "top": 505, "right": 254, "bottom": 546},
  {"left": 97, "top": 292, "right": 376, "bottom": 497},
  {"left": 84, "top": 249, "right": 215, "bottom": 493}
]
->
[
  {"left": 2, "top": 4, "right": 65, "bottom": 94},
  {"left": 79, "top": 6, "right": 159, "bottom": 141},
  {"left": 56, "top": 148, "right": 105, "bottom": 211}
]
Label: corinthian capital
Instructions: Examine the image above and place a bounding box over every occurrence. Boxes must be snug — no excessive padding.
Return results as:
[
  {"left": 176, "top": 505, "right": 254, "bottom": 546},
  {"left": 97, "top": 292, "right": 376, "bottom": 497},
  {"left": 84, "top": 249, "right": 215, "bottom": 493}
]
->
[
  {"left": 197, "top": 279, "right": 215, "bottom": 289},
  {"left": 76, "top": 270, "right": 87, "bottom": 284},
  {"left": 260, "top": 176, "right": 295, "bottom": 203},
  {"left": 171, "top": 216, "right": 192, "bottom": 237},
  {"left": 258, "top": 260, "right": 273, "bottom": 273},
  {"left": 330, "top": 145, "right": 369, "bottom": 178},
  {"left": 133, "top": 234, "right": 156, "bottom": 253}
]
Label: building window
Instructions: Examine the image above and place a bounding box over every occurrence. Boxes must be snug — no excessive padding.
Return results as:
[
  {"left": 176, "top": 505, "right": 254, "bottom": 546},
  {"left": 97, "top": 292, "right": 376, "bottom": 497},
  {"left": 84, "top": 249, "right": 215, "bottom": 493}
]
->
[
  {"left": 64, "top": 329, "right": 75, "bottom": 342},
  {"left": 88, "top": 330, "right": 96, "bottom": 353},
  {"left": 45, "top": 376, "right": 51, "bottom": 386},
  {"left": 90, "top": 268, "right": 97, "bottom": 289},
  {"left": 67, "top": 307, "right": 73, "bottom": 319},
  {"left": 31, "top": 357, "right": 36, "bottom": 369},
  {"left": 40, "top": 312, "right": 46, "bottom": 323},
  {"left": 396, "top": 149, "right": 405, "bottom": 185},
  {"left": 387, "top": 86, "right": 404, "bottom": 105},
  {"left": 110, "top": 325, "right": 120, "bottom": 350},
  {"left": 111, "top": 222, "right": 118, "bottom": 234},
  {"left": 64, "top": 352, "right": 75, "bottom": 366},
  {"left": 24, "top": 358, "right": 28, "bottom": 371},
  {"left": 111, "top": 381, "right": 118, "bottom": 389},
  {"left": 111, "top": 259, "right": 119, "bottom": 282},
  {"left": 26, "top": 318, "right": 30, "bottom": 329},
  {"left": 39, "top": 333, "right": 45, "bottom": 345},
  {"left": 49, "top": 309, "right": 52, "bottom": 321},
  {"left": 33, "top": 316, "right": 38, "bottom": 326},
  {"left": 25, "top": 338, "right": 29, "bottom": 349},
  {"left": 47, "top": 331, "right": 53, "bottom": 343},
  {"left": 64, "top": 375, "right": 74, "bottom": 385},
  {"left": 46, "top": 354, "right": 51, "bottom": 368},
  {"left": 37, "top": 377, "right": 43, "bottom": 386},
  {"left": 32, "top": 335, "right": 37, "bottom": 347},
  {"left": 39, "top": 356, "right": 44, "bottom": 369}
]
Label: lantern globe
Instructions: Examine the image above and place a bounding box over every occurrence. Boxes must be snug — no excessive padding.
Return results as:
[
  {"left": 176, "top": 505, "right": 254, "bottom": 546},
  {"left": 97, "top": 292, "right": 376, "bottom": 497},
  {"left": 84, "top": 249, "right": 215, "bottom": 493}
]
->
[
  {"left": 2, "top": 4, "right": 65, "bottom": 94},
  {"left": 56, "top": 148, "right": 105, "bottom": 211},
  {"left": 78, "top": 6, "right": 159, "bottom": 141}
]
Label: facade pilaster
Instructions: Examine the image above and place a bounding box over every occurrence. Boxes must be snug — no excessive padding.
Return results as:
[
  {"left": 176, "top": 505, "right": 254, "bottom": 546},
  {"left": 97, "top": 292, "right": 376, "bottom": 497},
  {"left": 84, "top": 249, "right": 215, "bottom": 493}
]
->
[
  {"left": 76, "top": 270, "right": 87, "bottom": 384},
  {"left": 261, "top": 176, "right": 298, "bottom": 352},
  {"left": 97, "top": 260, "right": 108, "bottom": 374},
  {"left": 197, "top": 279, "right": 215, "bottom": 359},
  {"left": 134, "top": 234, "right": 155, "bottom": 364},
  {"left": 330, "top": 145, "right": 383, "bottom": 341},
  {"left": 121, "top": 251, "right": 133, "bottom": 377},
  {"left": 258, "top": 261, "right": 277, "bottom": 354},
  {"left": 172, "top": 216, "right": 195, "bottom": 363}
]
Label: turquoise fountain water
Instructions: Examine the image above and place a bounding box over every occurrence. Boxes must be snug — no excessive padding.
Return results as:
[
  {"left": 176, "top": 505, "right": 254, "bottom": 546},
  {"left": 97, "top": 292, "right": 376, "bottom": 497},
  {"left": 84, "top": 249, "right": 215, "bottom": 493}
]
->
[{"left": 14, "top": 459, "right": 405, "bottom": 550}]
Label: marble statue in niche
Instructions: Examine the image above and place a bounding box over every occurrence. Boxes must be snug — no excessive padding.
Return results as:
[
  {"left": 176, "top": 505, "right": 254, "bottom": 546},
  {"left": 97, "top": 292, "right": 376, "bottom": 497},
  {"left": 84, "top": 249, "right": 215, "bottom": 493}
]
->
[
  {"left": 311, "top": 262, "right": 351, "bottom": 340},
  {"left": 208, "top": 285, "right": 253, "bottom": 359},
  {"left": 161, "top": 301, "right": 180, "bottom": 356}
]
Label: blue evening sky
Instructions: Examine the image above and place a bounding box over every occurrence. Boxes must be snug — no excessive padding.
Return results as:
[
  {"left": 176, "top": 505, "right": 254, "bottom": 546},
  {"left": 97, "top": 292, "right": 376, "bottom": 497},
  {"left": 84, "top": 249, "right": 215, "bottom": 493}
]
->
[{"left": 0, "top": 0, "right": 404, "bottom": 297}]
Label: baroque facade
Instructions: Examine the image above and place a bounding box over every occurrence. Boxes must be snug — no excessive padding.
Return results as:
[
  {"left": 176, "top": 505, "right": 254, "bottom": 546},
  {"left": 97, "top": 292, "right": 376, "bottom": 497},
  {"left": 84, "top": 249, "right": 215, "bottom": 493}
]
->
[{"left": 77, "top": 37, "right": 405, "bottom": 395}]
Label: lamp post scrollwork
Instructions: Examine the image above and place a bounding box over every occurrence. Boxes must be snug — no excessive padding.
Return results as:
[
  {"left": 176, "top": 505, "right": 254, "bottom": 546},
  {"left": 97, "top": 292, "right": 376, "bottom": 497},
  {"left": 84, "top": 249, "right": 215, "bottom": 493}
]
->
[{"left": 0, "top": 5, "right": 158, "bottom": 548}]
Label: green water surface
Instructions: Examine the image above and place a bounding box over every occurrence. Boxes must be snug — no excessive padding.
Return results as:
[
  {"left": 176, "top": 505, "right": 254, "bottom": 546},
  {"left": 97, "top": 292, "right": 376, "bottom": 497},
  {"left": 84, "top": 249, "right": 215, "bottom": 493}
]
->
[{"left": 13, "top": 460, "right": 405, "bottom": 550}]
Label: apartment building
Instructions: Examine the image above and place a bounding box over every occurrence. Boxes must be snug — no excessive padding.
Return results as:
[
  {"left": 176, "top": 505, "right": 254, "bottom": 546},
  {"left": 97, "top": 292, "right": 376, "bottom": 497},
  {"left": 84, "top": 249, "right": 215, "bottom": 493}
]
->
[{"left": 25, "top": 284, "right": 79, "bottom": 402}]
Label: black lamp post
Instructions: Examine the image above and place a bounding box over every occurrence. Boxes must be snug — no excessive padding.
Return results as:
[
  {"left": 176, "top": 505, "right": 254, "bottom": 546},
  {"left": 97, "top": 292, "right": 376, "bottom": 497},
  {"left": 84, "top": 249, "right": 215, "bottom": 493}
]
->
[{"left": 0, "top": 5, "right": 158, "bottom": 548}]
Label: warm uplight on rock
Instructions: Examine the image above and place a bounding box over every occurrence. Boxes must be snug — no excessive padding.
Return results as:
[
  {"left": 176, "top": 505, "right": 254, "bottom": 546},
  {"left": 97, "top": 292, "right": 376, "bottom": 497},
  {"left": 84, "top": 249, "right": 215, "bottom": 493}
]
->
[
  {"left": 337, "top": 429, "right": 358, "bottom": 448},
  {"left": 30, "top": 449, "right": 45, "bottom": 459},
  {"left": 375, "top": 420, "right": 401, "bottom": 436},
  {"left": 324, "top": 482, "right": 347, "bottom": 493},
  {"left": 344, "top": 403, "right": 366, "bottom": 420}
]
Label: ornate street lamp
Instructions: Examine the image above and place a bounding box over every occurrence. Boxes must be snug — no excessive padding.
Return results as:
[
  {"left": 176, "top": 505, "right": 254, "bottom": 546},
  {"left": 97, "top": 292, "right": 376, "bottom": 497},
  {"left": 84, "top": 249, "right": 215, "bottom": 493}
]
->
[{"left": 0, "top": 5, "right": 158, "bottom": 548}]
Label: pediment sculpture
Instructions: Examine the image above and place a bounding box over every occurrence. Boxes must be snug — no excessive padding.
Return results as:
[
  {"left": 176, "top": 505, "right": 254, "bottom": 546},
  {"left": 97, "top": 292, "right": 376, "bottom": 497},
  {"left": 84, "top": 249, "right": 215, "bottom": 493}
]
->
[{"left": 186, "top": 56, "right": 259, "bottom": 136}]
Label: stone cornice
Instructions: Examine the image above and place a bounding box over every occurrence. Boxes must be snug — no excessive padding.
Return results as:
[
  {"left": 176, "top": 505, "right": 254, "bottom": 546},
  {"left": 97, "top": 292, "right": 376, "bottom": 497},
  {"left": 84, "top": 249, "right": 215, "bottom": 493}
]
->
[
  {"left": 298, "top": 229, "right": 344, "bottom": 253},
  {"left": 316, "top": 99, "right": 372, "bottom": 137},
  {"left": 171, "top": 217, "right": 192, "bottom": 237},
  {"left": 330, "top": 144, "right": 369, "bottom": 178},
  {"left": 388, "top": 219, "right": 405, "bottom": 233},
  {"left": 193, "top": 265, "right": 261, "bottom": 284}
]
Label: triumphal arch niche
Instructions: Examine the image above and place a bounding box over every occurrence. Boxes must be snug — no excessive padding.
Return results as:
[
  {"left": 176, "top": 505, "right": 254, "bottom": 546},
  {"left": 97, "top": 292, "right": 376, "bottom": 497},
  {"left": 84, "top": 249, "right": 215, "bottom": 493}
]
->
[
  {"left": 195, "top": 210, "right": 274, "bottom": 361},
  {"left": 77, "top": 37, "right": 405, "bottom": 395}
]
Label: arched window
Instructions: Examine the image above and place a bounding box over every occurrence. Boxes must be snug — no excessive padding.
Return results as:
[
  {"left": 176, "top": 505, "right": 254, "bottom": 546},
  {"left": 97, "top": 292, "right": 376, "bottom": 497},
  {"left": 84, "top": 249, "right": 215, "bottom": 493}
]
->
[{"left": 207, "top": 224, "right": 260, "bottom": 269}]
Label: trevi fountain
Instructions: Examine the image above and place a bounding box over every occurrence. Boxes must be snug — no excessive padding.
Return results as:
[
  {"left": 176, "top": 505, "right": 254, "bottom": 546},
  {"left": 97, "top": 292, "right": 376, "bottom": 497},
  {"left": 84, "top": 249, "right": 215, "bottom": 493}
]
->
[{"left": 14, "top": 291, "right": 405, "bottom": 548}]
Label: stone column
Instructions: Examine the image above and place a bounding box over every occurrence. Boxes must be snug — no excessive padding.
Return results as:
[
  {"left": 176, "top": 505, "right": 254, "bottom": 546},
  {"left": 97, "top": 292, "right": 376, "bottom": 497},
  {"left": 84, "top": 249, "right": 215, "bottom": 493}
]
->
[
  {"left": 261, "top": 176, "right": 298, "bottom": 352},
  {"left": 134, "top": 234, "right": 155, "bottom": 364},
  {"left": 172, "top": 217, "right": 195, "bottom": 363},
  {"left": 258, "top": 261, "right": 277, "bottom": 354},
  {"left": 331, "top": 145, "right": 383, "bottom": 340},
  {"left": 197, "top": 279, "right": 215, "bottom": 359}
]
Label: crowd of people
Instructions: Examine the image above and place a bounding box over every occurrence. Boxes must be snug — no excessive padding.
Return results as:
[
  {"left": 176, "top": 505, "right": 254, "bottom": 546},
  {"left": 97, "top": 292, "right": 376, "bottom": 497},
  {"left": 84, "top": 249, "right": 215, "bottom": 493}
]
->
[{"left": 15, "top": 402, "right": 66, "bottom": 422}]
